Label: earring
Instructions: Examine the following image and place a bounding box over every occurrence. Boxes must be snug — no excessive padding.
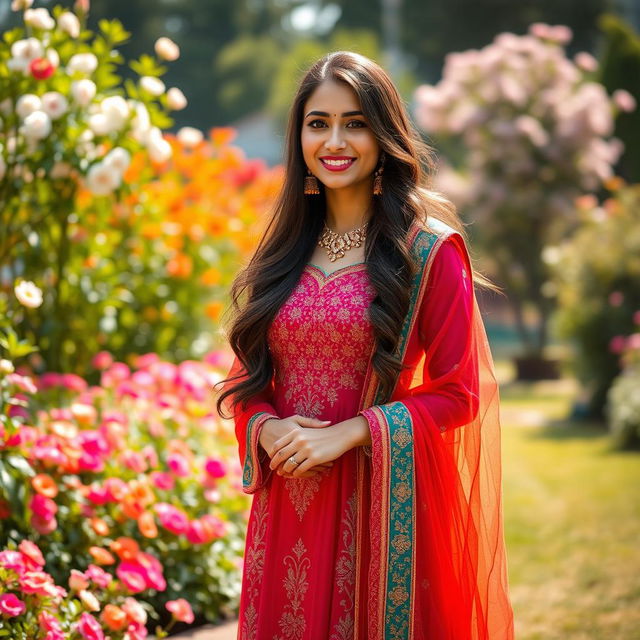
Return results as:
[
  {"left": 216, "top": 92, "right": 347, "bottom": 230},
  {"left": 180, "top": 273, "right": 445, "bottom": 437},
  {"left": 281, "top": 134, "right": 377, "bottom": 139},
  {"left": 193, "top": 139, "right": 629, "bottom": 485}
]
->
[
  {"left": 373, "top": 154, "right": 385, "bottom": 196},
  {"left": 304, "top": 168, "right": 320, "bottom": 195}
]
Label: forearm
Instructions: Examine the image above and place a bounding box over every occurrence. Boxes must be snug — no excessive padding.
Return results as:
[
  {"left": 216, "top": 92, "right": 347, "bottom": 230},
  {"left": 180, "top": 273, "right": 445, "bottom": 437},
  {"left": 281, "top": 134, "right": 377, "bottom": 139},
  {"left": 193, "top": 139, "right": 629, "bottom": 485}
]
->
[{"left": 342, "top": 415, "right": 371, "bottom": 449}]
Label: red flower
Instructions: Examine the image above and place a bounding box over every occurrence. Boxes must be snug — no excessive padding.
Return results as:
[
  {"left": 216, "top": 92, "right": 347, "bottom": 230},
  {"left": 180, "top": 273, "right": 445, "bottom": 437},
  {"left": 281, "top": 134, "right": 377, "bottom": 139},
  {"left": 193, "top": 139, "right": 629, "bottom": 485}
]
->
[{"left": 29, "top": 57, "right": 55, "bottom": 80}]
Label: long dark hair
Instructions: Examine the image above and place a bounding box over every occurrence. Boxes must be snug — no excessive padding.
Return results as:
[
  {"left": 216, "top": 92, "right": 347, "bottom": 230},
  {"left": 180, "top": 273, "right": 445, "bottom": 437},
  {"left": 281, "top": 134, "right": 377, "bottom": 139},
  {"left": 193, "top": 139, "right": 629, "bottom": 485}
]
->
[{"left": 215, "top": 50, "right": 494, "bottom": 419}]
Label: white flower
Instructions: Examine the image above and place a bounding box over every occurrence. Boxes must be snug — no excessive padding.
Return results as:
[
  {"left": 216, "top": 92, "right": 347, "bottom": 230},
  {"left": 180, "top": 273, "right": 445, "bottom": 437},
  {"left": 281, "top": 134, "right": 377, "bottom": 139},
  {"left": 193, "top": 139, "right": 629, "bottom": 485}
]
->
[
  {"left": 46, "top": 48, "right": 60, "bottom": 68},
  {"left": 11, "top": 37, "right": 43, "bottom": 61},
  {"left": 129, "top": 101, "right": 150, "bottom": 141},
  {"left": 41, "top": 92, "right": 68, "bottom": 120},
  {"left": 103, "top": 147, "right": 131, "bottom": 173},
  {"left": 58, "top": 12, "right": 80, "bottom": 38},
  {"left": 100, "top": 95, "right": 129, "bottom": 130},
  {"left": 11, "top": 0, "right": 34, "bottom": 10},
  {"left": 67, "top": 52, "right": 98, "bottom": 75},
  {"left": 24, "top": 7, "right": 55, "bottom": 30},
  {"left": 15, "top": 281, "right": 43, "bottom": 308},
  {"left": 0, "top": 359, "right": 15, "bottom": 375},
  {"left": 87, "top": 112, "right": 110, "bottom": 136},
  {"left": 139, "top": 76, "right": 165, "bottom": 96},
  {"left": 166, "top": 87, "right": 187, "bottom": 110},
  {"left": 71, "top": 79, "right": 96, "bottom": 106},
  {"left": 16, "top": 93, "right": 42, "bottom": 119},
  {"left": 154, "top": 37, "right": 180, "bottom": 61},
  {"left": 22, "top": 110, "right": 51, "bottom": 140},
  {"left": 145, "top": 127, "right": 172, "bottom": 163},
  {"left": 85, "top": 162, "right": 121, "bottom": 195},
  {"left": 177, "top": 126, "right": 203, "bottom": 148}
]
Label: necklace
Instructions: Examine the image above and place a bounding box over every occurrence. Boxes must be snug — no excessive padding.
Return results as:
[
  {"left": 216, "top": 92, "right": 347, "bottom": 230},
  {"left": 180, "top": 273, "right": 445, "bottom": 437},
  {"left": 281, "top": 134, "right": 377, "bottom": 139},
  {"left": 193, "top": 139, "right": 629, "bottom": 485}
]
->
[{"left": 318, "top": 219, "right": 368, "bottom": 262}]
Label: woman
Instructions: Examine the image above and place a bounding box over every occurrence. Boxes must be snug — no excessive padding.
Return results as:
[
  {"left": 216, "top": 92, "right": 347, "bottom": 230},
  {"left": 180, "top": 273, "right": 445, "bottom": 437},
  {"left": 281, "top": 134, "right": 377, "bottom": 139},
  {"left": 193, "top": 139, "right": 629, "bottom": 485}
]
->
[{"left": 215, "top": 51, "right": 514, "bottom": 640}]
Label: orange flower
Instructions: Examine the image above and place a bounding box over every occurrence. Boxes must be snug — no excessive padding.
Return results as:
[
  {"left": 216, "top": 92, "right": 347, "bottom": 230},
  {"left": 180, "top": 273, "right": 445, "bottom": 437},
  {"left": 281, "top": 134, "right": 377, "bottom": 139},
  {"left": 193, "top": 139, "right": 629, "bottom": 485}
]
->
[
  {"left": 128, "top": 480, "right": 155, "bottom": 507},
  {"left": 166, "top": 253, "right": 192, "bottom": 278},
  {"left": 205, "top": 301, "right": 223, "bottom": 321},
  {"left": 122, "top": 497, "right": 145, "bottom": 520},
  {"left": 101, "top": 604, "right": 128, "bottom": 631},
  {"left": 201, "top": 268, "right": 221, "bottom": 286},
  {"left": 210, "top": 127, "right": 236, "bottom": 147},
  {"left": 90, "top": 517, "right": 110, "bottom": 537},
  {"left": 32, "top": 474, "right": 59, "bottom": 498},
  {"left": 138, "top": 511, "right": 158, "bottom": 538},
  {"left": 88, "top": 546, "right": 115, "bottom": 565},
  {"left": 603, "top": 176, "right": 625, "bottom": 191},
  {"left": 109, "top": 537, "right": 140, "bottom": 562}
]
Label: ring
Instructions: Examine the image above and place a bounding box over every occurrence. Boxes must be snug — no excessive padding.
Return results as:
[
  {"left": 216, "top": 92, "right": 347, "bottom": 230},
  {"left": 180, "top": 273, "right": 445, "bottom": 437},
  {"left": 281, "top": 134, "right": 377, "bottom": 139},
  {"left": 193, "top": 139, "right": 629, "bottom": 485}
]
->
[{"left": 288, "top": 456, "right": 298, "bottom": 466}]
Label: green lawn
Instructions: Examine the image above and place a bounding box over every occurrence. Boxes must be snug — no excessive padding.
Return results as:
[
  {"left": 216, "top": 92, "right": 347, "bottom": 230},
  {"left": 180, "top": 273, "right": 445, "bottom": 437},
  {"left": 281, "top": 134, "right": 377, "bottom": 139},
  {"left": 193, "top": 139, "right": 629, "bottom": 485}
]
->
[{"left": 499, "top": 373, "right": 640, "bottom": 640}]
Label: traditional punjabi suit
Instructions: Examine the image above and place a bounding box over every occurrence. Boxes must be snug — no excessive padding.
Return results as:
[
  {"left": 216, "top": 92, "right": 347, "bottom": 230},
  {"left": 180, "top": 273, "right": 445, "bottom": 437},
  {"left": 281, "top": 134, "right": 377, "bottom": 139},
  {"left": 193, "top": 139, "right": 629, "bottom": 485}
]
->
[{"left": 224, "top": 217, "right": 514, "bottom": 639}]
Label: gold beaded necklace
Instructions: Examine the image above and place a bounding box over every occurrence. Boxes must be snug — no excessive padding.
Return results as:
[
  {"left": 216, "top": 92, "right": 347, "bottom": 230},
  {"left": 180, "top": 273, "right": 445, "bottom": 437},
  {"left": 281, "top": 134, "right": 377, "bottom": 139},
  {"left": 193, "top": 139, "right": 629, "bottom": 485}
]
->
[{"left": 318, "top": 219, "right": 368, "bottom": 262}]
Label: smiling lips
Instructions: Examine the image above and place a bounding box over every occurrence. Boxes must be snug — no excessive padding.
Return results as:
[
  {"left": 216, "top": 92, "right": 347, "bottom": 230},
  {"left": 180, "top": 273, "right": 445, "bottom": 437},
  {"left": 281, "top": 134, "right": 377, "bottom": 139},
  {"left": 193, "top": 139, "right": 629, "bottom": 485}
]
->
[{"left": 319, "top": 156, "right": 356, "bottom": 172}]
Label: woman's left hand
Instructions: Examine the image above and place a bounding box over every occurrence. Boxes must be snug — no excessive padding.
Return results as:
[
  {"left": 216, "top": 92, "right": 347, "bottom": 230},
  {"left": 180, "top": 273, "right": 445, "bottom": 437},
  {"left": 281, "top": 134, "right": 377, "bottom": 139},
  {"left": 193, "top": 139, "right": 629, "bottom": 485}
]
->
[{"left": 269, "top": 422, "right": 352, "bottom": 479}]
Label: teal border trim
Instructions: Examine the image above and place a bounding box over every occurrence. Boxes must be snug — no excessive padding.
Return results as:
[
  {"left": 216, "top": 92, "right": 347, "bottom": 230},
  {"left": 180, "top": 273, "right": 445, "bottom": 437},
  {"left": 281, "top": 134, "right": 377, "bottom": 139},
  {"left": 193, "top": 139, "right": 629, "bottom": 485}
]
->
[
  {"left": 242, "top": 411, "right": 268, "bottom": 490},
  {"left": 378, "top": 401, "right": 416, "bottom": 639},
  {"left": 374, "top": 228, "right": 439, "bottom": 405}
]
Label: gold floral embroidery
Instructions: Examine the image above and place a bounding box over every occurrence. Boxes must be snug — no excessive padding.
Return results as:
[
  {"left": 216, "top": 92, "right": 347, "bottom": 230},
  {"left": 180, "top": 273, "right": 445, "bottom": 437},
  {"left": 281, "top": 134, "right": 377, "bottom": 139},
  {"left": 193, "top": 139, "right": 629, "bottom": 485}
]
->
[
  {"left": 273, "top": 538, "right": 310, "bottom": 640},
  {"left": 285, "top": 474, "right": 323, "bottom": 521},
  {"left": 267, "top": 268, "right": 376, "bottom": 419},
  {"left": 330, "top": 490, "right": 357, "bottom": 640},
  {"left": 240, "top": 489, "right": 269, "bottom": 640}
]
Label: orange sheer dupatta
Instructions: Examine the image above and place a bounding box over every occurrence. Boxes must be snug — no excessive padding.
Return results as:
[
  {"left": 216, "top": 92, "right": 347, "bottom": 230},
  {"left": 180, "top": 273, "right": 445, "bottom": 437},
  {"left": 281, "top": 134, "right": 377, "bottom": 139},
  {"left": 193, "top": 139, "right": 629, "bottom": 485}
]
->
[{"left": 356, "top": 223, "right": 514, "bottom": 639}]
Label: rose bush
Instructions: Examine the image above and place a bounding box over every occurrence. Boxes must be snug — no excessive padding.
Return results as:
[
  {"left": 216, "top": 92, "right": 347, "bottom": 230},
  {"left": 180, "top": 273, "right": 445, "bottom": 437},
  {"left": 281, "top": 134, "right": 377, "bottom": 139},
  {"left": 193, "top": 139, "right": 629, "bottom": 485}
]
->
[{"left": 0, "top": 343, "right": 247, "bottom": 633}]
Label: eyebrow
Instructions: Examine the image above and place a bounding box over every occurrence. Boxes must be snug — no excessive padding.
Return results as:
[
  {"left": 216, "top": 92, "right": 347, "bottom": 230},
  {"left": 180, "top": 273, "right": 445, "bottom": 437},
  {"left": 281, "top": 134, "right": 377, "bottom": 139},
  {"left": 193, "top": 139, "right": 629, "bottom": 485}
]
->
[{"left": 304, "top": 110, "right": 364, "bottom": 118}]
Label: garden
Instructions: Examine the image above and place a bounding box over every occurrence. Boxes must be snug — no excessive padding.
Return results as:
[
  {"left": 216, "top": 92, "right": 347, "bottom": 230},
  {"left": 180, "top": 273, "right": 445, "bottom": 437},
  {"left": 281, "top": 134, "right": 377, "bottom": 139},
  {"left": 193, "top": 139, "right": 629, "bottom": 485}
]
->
[{"left": 1, "top": 2, "right": 639, "bottom": 639}]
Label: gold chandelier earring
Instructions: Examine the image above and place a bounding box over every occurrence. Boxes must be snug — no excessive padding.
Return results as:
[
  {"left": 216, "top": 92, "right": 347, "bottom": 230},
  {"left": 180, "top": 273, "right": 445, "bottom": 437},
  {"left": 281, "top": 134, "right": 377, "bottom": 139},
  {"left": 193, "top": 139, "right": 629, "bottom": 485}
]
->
[
  {"left": 304, "top": 168, "right": 320, "bottom": 195},
  {"left": 373, "top": 152, "right": 385, "bottom": 196}
]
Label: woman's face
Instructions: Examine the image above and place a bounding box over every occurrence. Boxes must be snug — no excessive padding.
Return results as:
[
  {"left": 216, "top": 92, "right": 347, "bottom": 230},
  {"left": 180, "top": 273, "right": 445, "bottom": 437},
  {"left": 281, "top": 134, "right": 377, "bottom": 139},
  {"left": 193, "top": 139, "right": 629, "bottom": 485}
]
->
[{"left": 301, "top": 79, "right": 380, "bottom": 194}]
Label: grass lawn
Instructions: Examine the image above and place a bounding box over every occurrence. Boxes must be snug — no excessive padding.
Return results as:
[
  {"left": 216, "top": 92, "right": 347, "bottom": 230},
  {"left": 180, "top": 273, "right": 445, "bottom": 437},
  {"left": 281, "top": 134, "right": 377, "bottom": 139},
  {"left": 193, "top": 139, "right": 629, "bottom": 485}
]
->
[{"left": 498, "top": 367, "right": 640, "bottom": 640}]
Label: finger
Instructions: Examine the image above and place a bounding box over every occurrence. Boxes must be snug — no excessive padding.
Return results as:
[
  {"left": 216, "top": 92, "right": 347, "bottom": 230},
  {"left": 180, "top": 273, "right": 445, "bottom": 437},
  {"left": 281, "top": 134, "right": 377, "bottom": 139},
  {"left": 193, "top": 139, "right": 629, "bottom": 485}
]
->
[
  {"left": 295, "top": 416, "right": 331, "bottom": 429},
  {"left": 269, "top": 431, "right": 295, "bottom": 458},
  {"left": 269, "top": 443, "right": 296, "bottom": 470}
]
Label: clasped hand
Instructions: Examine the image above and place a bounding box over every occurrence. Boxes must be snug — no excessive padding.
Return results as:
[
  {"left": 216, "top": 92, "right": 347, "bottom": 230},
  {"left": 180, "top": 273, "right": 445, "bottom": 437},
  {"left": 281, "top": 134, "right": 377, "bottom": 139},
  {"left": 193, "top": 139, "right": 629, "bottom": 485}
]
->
[{"left": 259, "top": 414, "right": 351, "bottom": 479}]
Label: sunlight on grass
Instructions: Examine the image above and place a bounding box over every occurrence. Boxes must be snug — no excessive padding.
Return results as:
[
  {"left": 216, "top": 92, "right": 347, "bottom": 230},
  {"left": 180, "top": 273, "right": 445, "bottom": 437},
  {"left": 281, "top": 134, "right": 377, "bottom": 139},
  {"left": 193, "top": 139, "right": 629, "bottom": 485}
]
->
[{"left": 499, "top": 368, "right": 640, "bottom": 639}]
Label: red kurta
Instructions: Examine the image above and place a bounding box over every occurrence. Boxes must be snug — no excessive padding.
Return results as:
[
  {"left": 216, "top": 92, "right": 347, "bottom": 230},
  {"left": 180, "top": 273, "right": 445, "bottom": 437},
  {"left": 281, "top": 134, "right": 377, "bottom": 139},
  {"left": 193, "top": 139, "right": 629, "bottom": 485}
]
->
[{"left": 225, "top": 219, "right": 514, "bottom": 640}]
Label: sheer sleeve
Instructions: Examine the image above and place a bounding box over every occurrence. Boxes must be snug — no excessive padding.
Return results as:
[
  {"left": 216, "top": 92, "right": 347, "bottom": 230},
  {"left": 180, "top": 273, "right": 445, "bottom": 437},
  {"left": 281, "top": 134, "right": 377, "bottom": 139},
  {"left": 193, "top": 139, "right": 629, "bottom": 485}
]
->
[{"left": 221, "top": 356, "right": 280, "bottom": 494}]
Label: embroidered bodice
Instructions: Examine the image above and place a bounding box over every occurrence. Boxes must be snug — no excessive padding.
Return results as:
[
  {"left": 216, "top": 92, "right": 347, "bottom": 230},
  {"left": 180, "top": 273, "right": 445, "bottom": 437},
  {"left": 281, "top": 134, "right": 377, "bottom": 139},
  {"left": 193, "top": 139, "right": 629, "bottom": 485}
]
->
[{"left": 267, "top": 263, "right": 376, "bottom": 422}]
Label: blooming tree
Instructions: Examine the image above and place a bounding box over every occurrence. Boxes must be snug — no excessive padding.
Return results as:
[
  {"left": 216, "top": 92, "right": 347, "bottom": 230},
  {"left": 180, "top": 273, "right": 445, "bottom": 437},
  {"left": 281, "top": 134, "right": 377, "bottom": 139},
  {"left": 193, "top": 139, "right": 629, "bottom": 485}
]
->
[{"left": 414, "top": 22, "right": 636, "bottom": 361}]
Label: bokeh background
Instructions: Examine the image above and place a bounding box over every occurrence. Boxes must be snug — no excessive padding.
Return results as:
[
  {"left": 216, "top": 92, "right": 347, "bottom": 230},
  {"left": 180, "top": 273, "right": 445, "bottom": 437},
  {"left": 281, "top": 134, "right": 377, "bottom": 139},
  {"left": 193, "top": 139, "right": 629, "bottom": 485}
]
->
[{"left": 0, "top": 1, "right": 639, "bottom": 638}]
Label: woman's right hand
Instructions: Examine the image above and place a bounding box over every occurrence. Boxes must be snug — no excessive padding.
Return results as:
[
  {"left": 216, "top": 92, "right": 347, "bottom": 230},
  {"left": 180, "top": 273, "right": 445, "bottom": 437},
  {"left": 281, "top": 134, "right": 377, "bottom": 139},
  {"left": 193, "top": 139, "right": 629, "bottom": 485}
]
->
[{"left": 259, "top": 415, "right": 333, "bottom": 478}]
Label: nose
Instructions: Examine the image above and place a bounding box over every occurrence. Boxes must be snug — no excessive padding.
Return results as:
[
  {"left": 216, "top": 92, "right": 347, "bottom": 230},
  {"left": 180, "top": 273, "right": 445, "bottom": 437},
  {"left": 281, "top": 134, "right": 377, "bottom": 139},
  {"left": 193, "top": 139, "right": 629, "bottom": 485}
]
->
[{"left": 324, "top": 124, "right": 346, "bottom": 151}]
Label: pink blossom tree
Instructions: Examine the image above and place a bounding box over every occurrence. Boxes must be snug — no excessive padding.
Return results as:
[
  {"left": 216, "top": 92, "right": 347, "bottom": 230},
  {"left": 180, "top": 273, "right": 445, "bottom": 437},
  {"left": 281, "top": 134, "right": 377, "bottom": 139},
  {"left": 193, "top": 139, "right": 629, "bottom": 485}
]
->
[{"left": 414, "top": 23, "right": 635, "bottom": 366}]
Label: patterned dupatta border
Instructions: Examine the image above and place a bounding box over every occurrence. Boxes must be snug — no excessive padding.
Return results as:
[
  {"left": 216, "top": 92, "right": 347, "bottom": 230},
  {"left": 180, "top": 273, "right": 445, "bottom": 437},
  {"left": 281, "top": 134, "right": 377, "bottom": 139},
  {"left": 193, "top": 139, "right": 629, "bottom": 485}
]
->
[{"left": 354, "top": 219, "right": 454, "bottom": 639}]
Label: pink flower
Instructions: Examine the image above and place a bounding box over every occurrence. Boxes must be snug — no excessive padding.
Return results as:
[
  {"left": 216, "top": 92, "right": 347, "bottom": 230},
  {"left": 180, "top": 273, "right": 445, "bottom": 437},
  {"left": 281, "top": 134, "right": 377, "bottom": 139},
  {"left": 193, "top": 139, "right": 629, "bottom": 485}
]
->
[
  {"left": 39, "top": 610, "right": 64, "bottom": 634},
  {"left": 150, "top": 471, "right": 174, "bottom": 491},
  {"left": 0, "top": 593, "right": 26, "bottom": 617},
  {"left": 38, "top": 372, "right": 63, "bottom": 390},
  {"left": 124, "top": 621, "right": 149, "bottom": 640},
  {"left": 609, "top": 335, "right": 627, "bottom": 354},
  {"left": 86, "top": 483, "right": 111, "bottom": 505},
  {"left": 6, "top": 373, "right": 37, "bottom": 393},
  {"left": 609, "top": 291, "right": 624, "bottom": 307},
  {"left": 121, "top": 597, "right": 147, "bottom": 625},
  {"left": 135, "top": 353, "right": 160, "bottom": 369},
  {"left": 167, "top": 453, "right": 190, "bottom": 477},
  {"left": 634, "top": 310, "right": 640, "bottom": 326},
  {"left": 19, "top": 540, "right": 45, "bottom": 568},
  {"left": 61, "top": 373, "right": 88, "bottom": 392},
  {"left": 185, "top": 519, "right": 208, "bottom": 544},
  {"left": 30, "top": 494, "right": 57, "bottom": 520},
  {"left": 101, "top": 363, "right": 131, "bottom": 388},
  {"left": 32, "top": 514, "right": 57, "bottom": 535},
  {"left": 627, "top": 333, "right": 640, "bottom": 351},
  {"left": 120, "top": 450, "right": 148, "bottom": 473},
  {"left": 19, "top": 570, "right": 56, "bottom": 596},
  {"left": 85, "top": 564, "right": 113, "bottom": 589},
  {"left": 0, "top": 550, "right": 25, "bottom": 574},
  {"left": 116, "top": 563, "right": 147, "bottom": 594},
  {"left": 612, "top": 89, "right": 637, "bottom": 113},
  {"left": 75, "top": 612, "right": 105, "bottom": 640},
  {"left": 204, "top": 457, "right": 226, "bottom": 478},
  {"left": 154, "top": 503, "right": 189, "bottom": 535},
  {"left": 92, "top": 351, "right": 114, "bottom": 370},
  {"left": 166, "top": 598, "right": 194, "bottom": 624},
  {"left": 69, "top": 569, "right": 90, "bottom": 591}
]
